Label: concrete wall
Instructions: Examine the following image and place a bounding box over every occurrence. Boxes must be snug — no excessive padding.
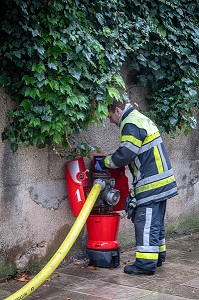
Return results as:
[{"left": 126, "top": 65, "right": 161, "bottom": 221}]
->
[{"left": 0, "top": 84, "right": 199, "bottom": 278}]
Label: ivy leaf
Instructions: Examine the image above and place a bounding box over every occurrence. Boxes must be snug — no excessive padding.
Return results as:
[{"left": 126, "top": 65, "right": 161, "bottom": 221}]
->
[
  {"left": 32, "top": 106, "right": 44, "bottom": 114},
  {"left": 48, "top": 62, "right": 58, "bottom": 70},
  {"left": 157, "top": 25, "right": 167, "bottom": 37},
  {"left": 137, "top": 54, "right": 147, "bottom": 62},
  {"left": 190, "top": 117, "right": 197, "bottom": 129},
  {"left": 96, "top": 13, "right": 105, "bottom": 25},
  {"left": 194, "top": 38, "right": 199, "bottom": 45},
  {"left": 0, "top": 74, "right": 10, "bottom": 86},
  {"left": 107, "top": 86, "right": 121, "bottom": 100},
  {"left": 76, "top": 44, "right": 83, "bottom": 53},
  {"left": 153, "top": 69, "right": 165, "bottom": 80},
  {"left": 13, "top": 50, "right": 22, "bottom": 59},
  {"left": 11, "top": 143, "right": 18, "bottom": 153},
  {"left": 187, "top": 88, "right": 197, "bottom": 97},
  {"left": 76, "top": 113, "right": 85, "bottom": 120},
  {"left": 2, "top": 20, "right": 13, "bottom": 34},
  {"left": 113, "top": 74, "right": 125, "bottom": 88},
  {"left": 20, "top": 99, "right": 33, "bottom": 111},
  {"left": 25, "top": 87, "right": 39, "bottom": 99},
  {"left": 22, "top": 75, "right": 36, "bottom": 84},
  {"left": 169, "top": 117, "right": 178, "bottom": 125},
  {"left": 53, "top": 134, "right": 62, "bottom": 144},
  {"left": 41, "top": 115, "right": 52, "bottom": 122},
  {"left": 67, "top": 95, "right": 79, "bottom": 106},
  {"left": 32, "top": 62, "right": 45, "bottom": 73},
  {"left": 41, "top": 123, "right": 50, "bottom": 133},
  {"left": 187, "top": 55, "right": 197, "bottom": 63},
  {"left": 30, "top": 116, "right": 40, "bottom": 127},
  {"left": 77, "top": 143, "right": 86, "bottom": 150},
  {"left": 184, "top": 128, "right": 190, "bottom": 136},
  {"left": 181, "top": 77, "right": 193, "bottom": 84},
  {"left": 148, "top": 60, "right": 159, "bottom": 71},
  {"left": 46, "top": 79, "right": 59, "bottom": 90},
  {"left": 31, "top": 29, "right": 39, "bottom": 37},
  {"left": 68, "top": 65, "right": 82, "bottom": 80},
  {"left": 176, "top": 8, "right": 183, "bottom": 16},
  {"left": 34, "top": 45, "right": 45, "bottom": 55}
]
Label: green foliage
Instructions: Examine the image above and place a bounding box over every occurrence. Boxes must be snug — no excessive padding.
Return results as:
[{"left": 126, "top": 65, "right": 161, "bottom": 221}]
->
[
  {"left": 0, "top": 0, "right": 198, "bottom": 154},
  {"left": 125, "top": 0, "right": 199, "bottom": 134},
  {"left": 166, "top": 214, "right": 199, "bottom": 237},
  {"left": 0, "top": 259, "right": 15, "bottom": 280}
]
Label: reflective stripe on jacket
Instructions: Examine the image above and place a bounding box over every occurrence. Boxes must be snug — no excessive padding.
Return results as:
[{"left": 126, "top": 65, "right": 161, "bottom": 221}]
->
[{"left": 104, "top": 106, "right": 178, "bottom": 206}]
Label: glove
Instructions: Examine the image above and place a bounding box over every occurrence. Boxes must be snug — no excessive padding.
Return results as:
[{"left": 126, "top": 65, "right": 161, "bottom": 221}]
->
[
  {"left": 124, "top": 191, "right": 137, "bottom": 223},
  {"left": 94, "top": 157, "right": 104, "bottom": 171}
]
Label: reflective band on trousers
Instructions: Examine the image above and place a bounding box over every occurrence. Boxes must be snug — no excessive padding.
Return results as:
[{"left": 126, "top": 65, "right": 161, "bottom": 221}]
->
[
  {"left": 135, "top": 175, "right": 175, "bottom": 194},
  {"left": 143, "top": 207, "right": 152, "bottom": 246},
  {"left": 137, "top": 246, "right": 159, "bottom": 252},
  {"left": 136, "top": 252, "right": 159, "bottom": 260},
  {"left": 159, "top": 245, "right": 166, "bottom": 252}
]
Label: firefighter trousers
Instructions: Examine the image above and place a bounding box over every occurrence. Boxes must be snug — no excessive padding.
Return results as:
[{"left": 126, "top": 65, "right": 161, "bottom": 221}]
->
[{"left": 134, "top": 200, "right": 167, "bottom": 271}]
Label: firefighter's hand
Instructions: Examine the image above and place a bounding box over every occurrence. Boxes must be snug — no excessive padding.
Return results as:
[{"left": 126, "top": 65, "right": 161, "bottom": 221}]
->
[
  {"left": 94, "top": 158, "right": 104, "bottom": 171},
  {"left": 124, "top": 192, "right": 137, "bottom": 223}
]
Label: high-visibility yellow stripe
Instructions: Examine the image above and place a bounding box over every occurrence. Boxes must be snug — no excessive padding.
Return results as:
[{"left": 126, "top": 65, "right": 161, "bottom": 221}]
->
[
  {"left": 154, "top": 145, "right": 164, "bottom": 173},
  {"left": 143, "top": 132, "right": 160, "bottom": 145},
  {"left": 121, "top": 135, "right": 142, "bottom": 148},
  {"left": 135, "top": 175, "right": 175, "bottom": 194},
  {"left": 104, "top": 156, "right": 111, "bottom": 168},
  {"left": 136, "top": 252, "right": 158, "bottom": 260},
  {"left": 130, "top": 161, "right": 138, "bottom": 179},
  {"left": 159, "top": 245, "right": 166, "bottom": 252}
]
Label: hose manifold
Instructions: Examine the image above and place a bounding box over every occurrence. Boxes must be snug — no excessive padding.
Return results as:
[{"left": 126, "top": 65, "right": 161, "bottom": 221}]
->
[{"left": 93, "top": 177, "right": 120, "bottom": 207}]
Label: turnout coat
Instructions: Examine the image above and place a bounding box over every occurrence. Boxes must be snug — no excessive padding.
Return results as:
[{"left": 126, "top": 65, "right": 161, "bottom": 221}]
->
[{"left": 100, "top": 105, "right": 178, "bottom": 206}]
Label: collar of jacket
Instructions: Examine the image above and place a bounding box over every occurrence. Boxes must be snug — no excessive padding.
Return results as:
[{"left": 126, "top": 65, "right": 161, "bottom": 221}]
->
[{"left": 118, "top": 103, "right": 134, "bottom": 126}]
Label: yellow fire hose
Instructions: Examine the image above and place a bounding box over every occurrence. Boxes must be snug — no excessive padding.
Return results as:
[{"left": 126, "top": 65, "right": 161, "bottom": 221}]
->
[{"left": 5, "top": 182, "right": 103, "bottom": 300}]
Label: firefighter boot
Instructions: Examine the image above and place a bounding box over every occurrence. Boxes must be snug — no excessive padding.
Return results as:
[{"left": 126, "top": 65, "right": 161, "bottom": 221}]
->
[{"left": 124, "top": 264, "right": 155, "bottom": 275}]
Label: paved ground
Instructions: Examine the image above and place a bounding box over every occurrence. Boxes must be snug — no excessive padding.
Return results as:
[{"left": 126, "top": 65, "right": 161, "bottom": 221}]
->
[{"left": 0, "top": 232, "right": 199, "bottom": 300}]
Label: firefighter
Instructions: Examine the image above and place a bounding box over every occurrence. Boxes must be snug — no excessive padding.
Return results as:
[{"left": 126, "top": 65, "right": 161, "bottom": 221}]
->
[{"left": 95, "top": 99, "right": 178, "bottom": 275}]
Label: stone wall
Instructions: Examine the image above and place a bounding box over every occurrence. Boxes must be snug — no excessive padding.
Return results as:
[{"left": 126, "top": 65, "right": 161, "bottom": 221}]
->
[{"left": 0, "top": 90, "right": 76, "bottom": 277}]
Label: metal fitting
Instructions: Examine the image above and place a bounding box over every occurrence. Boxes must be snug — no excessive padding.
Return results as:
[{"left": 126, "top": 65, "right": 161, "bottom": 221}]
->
[
  {"left": 93, "top": 178, "right": 106, "bottom": 190},
  {"left": 101, "top": 188, "right": 120, "bottom": 206}
]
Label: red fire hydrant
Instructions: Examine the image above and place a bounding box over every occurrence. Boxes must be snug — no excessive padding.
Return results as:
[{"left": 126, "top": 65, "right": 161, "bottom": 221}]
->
[{"left": 65, "top": 156, "right": 129, "bottom": 268}]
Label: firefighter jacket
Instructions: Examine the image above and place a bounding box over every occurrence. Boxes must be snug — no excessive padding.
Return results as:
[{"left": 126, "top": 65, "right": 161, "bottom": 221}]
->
[{"left": 101, "top": 105, "right": 178, "bottom": 206}]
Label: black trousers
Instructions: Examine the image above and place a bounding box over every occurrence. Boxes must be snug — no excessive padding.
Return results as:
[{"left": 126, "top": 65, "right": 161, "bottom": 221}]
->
[{"left": 133, "top": 200, "right": 167, "bottom": 271}]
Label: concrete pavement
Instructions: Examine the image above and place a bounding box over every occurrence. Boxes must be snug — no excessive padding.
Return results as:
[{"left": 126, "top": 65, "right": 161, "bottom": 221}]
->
[{"left": 1, "top": 232, "right": 199, "bottom": 300}]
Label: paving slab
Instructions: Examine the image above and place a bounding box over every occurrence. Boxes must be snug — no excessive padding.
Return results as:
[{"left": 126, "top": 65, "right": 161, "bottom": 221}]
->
[
  {"left": 0, "top": 232, "right": 199, "bottom": 300},
  {"left": 183, "top": 278, "right": 199, "bottom": 289}
]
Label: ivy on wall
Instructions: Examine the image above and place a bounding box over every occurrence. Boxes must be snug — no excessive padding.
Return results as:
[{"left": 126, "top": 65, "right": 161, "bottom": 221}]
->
[{"left": 0, "top": 0, "right": 198, "bottom": 155}]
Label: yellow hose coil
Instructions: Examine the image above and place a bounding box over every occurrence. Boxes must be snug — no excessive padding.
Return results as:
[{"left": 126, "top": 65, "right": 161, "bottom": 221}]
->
[{"left": 5, "top": 183, "right": 102, "bottom": 300}]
